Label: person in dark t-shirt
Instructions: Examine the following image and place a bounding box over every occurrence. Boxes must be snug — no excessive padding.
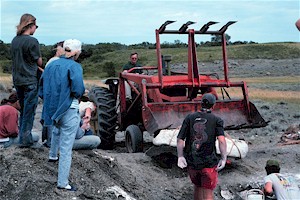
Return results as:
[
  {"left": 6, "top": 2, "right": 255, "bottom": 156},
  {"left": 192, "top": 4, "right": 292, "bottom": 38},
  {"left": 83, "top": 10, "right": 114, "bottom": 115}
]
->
[
  {"left": 11, "top": 13, "right": 42, "bottom": 147},
  {"left": 177, "top": 93, "right": 227, "bottom": 200},
  {"left": 122, "top": 52, "right": 143, "bottom": 74},
  {"left": 122, "top": 52, "right": 143, "bottom": 99}
]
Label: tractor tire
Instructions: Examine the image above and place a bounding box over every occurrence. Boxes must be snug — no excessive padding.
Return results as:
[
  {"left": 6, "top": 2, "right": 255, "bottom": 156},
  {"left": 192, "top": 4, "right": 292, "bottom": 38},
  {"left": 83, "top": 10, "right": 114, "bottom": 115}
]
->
[
  {"left": 125, "top": 125, "right": 143, "bottom": 153},
  {"left": 89, "top": 86, "right": 117, "bottom": 149}
]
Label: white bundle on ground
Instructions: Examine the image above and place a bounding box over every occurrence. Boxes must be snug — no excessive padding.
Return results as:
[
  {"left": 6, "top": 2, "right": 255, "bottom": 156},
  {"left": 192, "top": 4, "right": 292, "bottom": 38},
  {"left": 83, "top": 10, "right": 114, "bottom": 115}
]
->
[
  {"left": 215, "top": 134, "right": 248, "bottom": 159},
  {"left": 153, "top": 129, "right": 249, "bottom": 159},
  {"left": 153, "top": 129, "right": 179, "bottom": 147}
]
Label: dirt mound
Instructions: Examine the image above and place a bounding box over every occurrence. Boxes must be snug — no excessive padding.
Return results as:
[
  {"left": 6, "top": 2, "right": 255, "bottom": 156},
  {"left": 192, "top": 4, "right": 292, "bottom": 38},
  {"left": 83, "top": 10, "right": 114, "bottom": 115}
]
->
[{"left": 0, "top": 146, "right": 191, "bottom": 200}]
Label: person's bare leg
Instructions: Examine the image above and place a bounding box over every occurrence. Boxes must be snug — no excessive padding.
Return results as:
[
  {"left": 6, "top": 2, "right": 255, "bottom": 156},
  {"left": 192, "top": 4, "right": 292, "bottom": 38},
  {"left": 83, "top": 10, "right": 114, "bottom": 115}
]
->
[
  {"left": 194, "top": 185, "right": 203, "bottom": 200},
  {"left": 201, "top": 187, "right": 213, "bottom": 200},
  {"left": 194, "top": 186, "right": 214, "bottom": 200}
]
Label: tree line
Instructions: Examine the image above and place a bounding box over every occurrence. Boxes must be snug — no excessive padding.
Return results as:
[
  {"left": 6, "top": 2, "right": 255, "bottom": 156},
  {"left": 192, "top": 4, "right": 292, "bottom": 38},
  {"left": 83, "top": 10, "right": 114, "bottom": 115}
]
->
[{"left": 0, "top": 34, "right": 257, "bottom": 77}]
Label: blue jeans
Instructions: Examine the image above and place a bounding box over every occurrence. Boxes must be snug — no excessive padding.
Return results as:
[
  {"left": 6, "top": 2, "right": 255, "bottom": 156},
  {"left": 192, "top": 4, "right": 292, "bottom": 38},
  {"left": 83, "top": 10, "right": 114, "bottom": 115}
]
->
[
  {"left": 73, "top": 135, "right": 101, "bottom": 150},
  {"left": 49, "top": 107, "right": 80, "bottom": 188},
  {"left": 0, "top": 132, "right": 39, "bottom": 148},
  {"left": 47, "top": 123, "right": 99, "bottom": 150},
  {"left": 15, "top": 84, "right": 38, "bottom": 145}
]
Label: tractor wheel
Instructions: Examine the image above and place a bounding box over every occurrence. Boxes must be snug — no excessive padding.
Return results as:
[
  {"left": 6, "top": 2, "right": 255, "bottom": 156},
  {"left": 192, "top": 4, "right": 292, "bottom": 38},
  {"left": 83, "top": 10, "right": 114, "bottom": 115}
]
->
[
  {"left": 125, "top": 125, "right": 143, "bottom": 153},
  {"left": 89, "top": 86, "right": 117, "bottom": 149}
]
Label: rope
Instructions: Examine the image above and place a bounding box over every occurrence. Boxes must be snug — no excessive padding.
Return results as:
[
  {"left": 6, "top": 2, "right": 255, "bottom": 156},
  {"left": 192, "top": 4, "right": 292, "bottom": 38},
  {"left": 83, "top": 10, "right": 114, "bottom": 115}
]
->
[
  {"left": 225, "top": 133, "right": 242, "bottom": 159},
  {"left": 169, "top": 129, "right": 179, "bottom": 146}
]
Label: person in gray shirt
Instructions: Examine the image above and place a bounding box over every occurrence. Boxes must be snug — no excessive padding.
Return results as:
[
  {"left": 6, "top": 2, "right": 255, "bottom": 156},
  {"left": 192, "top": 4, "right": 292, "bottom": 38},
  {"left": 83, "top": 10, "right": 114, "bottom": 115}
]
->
[{"left": 264, "top": 159, "right": 300, "bottom": 200}]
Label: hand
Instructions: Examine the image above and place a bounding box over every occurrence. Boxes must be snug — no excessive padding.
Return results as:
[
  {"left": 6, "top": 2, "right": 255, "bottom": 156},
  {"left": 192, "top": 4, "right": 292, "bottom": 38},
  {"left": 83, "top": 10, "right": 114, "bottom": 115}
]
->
[
  {"left": 177, "top": 156, "right": 187, "bottom": 169},
  {"left": 81, "top": 122, "right": 90, "bottom": 131},
  {"left": 216, "top": 158, "right": 226, "bottom": 171},
  {"left": 83, "top": 115, "right": 91, "bottom": 123},
  {"left": 38, "top": 66, "right": 44, "bottom": 72}
]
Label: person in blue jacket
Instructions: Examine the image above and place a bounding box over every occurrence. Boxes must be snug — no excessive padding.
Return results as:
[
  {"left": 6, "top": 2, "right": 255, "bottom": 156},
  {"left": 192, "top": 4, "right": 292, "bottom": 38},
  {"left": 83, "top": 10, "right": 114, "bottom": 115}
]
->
[{"left": 39, "top": 39, "right": 85, "bottom": 192}]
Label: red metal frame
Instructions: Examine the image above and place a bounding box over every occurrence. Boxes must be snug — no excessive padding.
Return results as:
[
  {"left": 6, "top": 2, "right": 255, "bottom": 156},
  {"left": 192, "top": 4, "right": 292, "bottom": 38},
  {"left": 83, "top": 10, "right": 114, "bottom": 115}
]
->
[{"left": 118, "top": 21, "right": 267, "bottom": 133}]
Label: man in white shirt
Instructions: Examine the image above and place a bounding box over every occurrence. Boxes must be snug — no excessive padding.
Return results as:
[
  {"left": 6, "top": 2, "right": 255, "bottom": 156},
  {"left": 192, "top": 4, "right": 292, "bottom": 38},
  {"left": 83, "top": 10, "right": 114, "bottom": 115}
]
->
[{"left": 264, "top": 159, "right": 300, "bottom": 200}]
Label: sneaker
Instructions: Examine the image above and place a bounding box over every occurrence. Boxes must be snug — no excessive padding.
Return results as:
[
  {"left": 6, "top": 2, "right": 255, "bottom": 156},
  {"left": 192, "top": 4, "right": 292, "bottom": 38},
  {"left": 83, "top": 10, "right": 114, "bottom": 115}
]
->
[
  {"left": 18, "top": 142, "right": 41, "bottom": 149},
  {"left": 48, "top": 156, "right": 58, "bottom": 162},
  {"left": 48, "top": 158, "right": 59, "bottom": 162},
  {"left": 57, "top": 184, "right": 77, "bottom": 192}
]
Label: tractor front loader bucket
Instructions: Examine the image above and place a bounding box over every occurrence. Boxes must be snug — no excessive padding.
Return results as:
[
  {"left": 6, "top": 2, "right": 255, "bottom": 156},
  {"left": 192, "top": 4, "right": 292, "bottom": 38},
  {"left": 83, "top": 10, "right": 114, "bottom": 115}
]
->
[
  {"left": 213, "top": 101, "right": 267, "bottom": 130},
  {"left": 142, "top": 98, "right": 267, "bottom": 135}
]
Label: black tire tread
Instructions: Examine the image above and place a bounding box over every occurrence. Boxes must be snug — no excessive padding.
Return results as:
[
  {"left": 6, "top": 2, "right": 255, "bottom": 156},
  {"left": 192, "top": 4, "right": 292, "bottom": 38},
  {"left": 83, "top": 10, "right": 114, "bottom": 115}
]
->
[{"left": 89, "top": 86, "right": 117, "bottom": 149}]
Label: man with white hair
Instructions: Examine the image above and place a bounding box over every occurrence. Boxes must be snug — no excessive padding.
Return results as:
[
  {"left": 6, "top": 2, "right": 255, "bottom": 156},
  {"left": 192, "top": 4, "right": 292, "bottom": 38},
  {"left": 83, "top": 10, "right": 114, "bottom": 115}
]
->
[{"left": 39, "top": 39, "right": 85, "bottom": 191}]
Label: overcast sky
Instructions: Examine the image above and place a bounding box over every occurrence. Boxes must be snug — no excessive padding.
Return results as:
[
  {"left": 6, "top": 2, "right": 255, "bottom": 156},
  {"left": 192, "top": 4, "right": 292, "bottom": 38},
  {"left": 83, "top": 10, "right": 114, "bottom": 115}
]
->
[{"left": 1, "top": 0, "right": 299, "bottom": 45}]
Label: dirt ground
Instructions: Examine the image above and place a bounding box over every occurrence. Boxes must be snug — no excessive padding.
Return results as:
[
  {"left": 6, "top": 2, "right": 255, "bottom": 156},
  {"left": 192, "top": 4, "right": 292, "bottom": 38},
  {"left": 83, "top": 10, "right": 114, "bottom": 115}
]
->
[{"left": 0, "top": 58, "right": 299, "bottom": 200}]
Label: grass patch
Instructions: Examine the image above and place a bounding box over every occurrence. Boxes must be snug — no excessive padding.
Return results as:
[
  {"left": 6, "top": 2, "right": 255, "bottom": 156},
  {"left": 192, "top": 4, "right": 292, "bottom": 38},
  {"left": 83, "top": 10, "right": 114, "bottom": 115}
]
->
[
  {"left": 231, "top": 76, "right": 300, "bottom": 84},
  {"left": 248, "top": 88, "right": 300, "bottom": 104},
  {"left": 102, "top": 42, "right": 300, "bottom": 67},
  {"left": 220, "top": 87, "right": 299, "bottom": 104},
  {"left": 222, "top": 76, "right": 300, "bottom": 104}
]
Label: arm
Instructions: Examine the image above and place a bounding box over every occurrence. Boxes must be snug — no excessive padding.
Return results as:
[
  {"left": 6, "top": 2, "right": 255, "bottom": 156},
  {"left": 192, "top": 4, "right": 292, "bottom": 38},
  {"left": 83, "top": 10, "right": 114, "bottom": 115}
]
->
[
  {"left": 177, "top": 138, "right": 185, "bottom": 157},
  {"left": 38, "top": 73, "right": 44, "bottom": 99},
  {"left": 216, "top": 135, "right": 227, "bottom": 171},
  {"left": 37, "top": 57, "right": 43, "bottom": 69},
  {"left": 218, "top": 135, "right": 227, "bottom": 159},
  {"left": 177, "top": 138, "right": 187, "bottom": 169},
  {"left": 70, "top": 63, "right": 85, "bottom": 99},
  {"left": 264, "top": 182, "right": 273, "bottom": 196},
  {"left": 31, "top": 39, "right": 42, "bottom": 69},
  {"left": 82, "top": 107, "right": 92, "bottom": 123},
  {"left": 177, "top": 117, "right": 189, "bottom": 169}
]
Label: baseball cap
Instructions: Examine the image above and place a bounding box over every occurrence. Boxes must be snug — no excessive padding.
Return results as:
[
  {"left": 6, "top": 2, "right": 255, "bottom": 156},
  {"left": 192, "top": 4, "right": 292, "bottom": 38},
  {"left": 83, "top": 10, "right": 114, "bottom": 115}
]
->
[
  {"left": 265, "top": 159, "right": 280, "bottom": 168},
  {"left": 63, "top": 39, "right": 82, "bottom": 52},
  {"left": 201, "top": 93, "right": 216, "bottom": 108}
]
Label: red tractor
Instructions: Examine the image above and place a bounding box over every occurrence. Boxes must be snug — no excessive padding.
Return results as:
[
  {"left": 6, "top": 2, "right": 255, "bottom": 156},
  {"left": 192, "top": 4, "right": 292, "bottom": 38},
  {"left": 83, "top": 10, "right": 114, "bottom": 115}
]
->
[{"left": 88, "top": 21, "right": 268, "bottom": 151}]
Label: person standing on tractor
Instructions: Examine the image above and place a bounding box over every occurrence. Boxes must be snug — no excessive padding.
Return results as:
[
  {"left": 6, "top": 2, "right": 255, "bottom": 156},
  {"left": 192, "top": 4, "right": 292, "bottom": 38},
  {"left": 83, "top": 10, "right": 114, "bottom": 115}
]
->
[
  {"left": 121, "top": 52, "right": 143, "bottom": 100},
  {"left": 122, "top": 52, "right": 143, "bottom": 74},
  {"left": 177, "top": 93, "right": 227, "bottom": 200},
  {"left": 39, "top": 39, "right": 85, "bottom": 191},
  {"left": 264, "top": 159, "right": 300, "bottom": 199},
  {"left": 11, "top": 13, "right": 42, "bottom": 147}
]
